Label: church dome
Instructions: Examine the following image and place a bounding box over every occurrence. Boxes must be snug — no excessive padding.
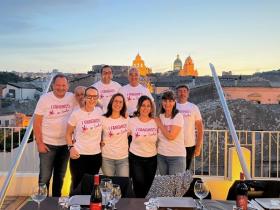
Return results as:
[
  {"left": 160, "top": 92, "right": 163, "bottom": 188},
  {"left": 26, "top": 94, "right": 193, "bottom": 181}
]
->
[{"left": 173, "top": 54, "right": 182, "bottom": 71}]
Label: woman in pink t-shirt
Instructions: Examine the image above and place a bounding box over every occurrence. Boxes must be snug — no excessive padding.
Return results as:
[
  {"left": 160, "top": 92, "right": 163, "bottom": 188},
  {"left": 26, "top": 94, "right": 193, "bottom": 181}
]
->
[
  {"left": 155, "top": 91, "right": 186, "bottom": 175},
  {"left": 128, "top": 95, "right": 158, "bottom": 198},
  {"left": 66, "top": 87, "right": 103, "bottom": 194},
  {"left": 101, "top": 93, "right": 129, "bottom": 177}
]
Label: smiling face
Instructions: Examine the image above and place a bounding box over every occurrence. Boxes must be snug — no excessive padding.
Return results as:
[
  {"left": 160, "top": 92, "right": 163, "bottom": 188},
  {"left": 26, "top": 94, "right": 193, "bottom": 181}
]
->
[
  {"left": 101, "top": 66, "right": 113, "bottom": 84},
  {"left": 112, "top": 95, "right": 124, "bottom": 113},
  {"left": 176, "top": 87, "right": 189, "bottom": 103},
  {"left": 162, "top": 99, "right": 175, "bottom": 114},
  {"left": 128, "top": 71, "right": 139, "bottom": 87},
  {"left": 52, "top": 76, "right": 69, "bottom": 98},
  {"left": 74, "top": 86, "right": 85, "bottom": 106},
  {"left": 139, "top": 99, "right": 152, "bottom": 118},
  {"left": 84, "top": 88, "right": 99, "bottom": 108}
]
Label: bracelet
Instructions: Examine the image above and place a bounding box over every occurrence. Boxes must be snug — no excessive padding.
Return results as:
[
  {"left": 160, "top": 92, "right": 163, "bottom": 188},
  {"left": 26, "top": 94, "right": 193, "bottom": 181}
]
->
[{"left": 68, "top": 145, "right": 74, "bottom": 151}]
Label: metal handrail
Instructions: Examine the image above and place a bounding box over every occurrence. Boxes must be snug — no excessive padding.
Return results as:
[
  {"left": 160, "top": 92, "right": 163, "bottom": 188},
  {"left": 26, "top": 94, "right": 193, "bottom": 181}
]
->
[{"left": 0, "top": 73, "right": 55, "bottom": 208}]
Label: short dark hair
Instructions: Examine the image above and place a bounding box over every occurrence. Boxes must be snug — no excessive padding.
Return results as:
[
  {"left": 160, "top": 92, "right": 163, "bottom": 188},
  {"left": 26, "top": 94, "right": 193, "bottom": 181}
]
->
[
  {"left": 52, "top": 74, "right": 68, "bottom": 85},
  {"left": 101, "top": 65, "right": 112, "bottom": 74},
  {"left": 85, "top": 86, "right": 98, "bottom": 96},
  {"left": 175, "top": 84, "right": 190, "bottom": 91},
  {"left": 133, "top": 95, "right": 155, "bottom": 118},
  {"left": 160, "top": 91, "right": 179, "bottom": 119},
  {"left": 103, "top": 93, "right": 127, "bottom": 118}
]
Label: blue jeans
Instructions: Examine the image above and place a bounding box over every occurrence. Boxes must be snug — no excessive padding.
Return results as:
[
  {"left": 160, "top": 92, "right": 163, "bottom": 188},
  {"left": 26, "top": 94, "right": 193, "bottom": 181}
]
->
[
  {"left": 102, "top": 157, "right": 129, "bottom": 177},
  {"left": 39, "top": 144, "right": 69, "bottom": 197},
  {"left": 157, "top": 154, "right": 186, "bottom": 175}
]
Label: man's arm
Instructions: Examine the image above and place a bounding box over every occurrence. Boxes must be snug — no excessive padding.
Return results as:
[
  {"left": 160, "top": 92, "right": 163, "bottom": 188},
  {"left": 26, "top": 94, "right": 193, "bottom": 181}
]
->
[
  {"left": 33, "top": 114, "right": 49, "bottom": 153},
  {"left": 194, "top": 119, "right": 204, "bottom": 156}
]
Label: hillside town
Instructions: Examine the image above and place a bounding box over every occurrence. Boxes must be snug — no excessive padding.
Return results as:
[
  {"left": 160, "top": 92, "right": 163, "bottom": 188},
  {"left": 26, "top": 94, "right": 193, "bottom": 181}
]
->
[{"left": 1, "top": 54, "right": 279, "bottom": 131}]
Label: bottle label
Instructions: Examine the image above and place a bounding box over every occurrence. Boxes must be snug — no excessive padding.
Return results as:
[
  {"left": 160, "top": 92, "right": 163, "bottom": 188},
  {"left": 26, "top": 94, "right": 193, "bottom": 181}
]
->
[
  {"left": 90, "top": 203, "right": 102, "bottom": 210},
  {"left": 236, "top": 195, "right": 248, "bottom": 210}
]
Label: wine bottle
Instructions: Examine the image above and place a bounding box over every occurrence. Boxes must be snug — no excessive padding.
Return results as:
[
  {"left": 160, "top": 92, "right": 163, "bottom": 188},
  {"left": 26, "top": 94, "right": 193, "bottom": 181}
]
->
[
  {"left": 236, "top": 172, "right": 248, "bottom": 210},
  {"left": 90, "top": 174, "right": 102, "bottom": 210}
]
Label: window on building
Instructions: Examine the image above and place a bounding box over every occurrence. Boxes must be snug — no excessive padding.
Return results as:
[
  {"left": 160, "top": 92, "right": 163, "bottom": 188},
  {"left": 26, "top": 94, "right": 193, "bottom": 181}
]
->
[
  {"left": 251, "top": 100, "right": 261, "bottom": 104},
  {"left": 5, "top": 120, "right": 9, "bottom": 126},
  {"left": 8, "top": 89, "right": 15, "bottom": 98}
]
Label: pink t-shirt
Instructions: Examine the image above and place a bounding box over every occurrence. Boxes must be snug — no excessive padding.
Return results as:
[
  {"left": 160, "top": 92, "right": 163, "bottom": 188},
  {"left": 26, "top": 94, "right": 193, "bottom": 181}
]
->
[
  {"left": 92, "top": 80, "right": 121, "bottom": 113},
  {"left": 34, "top": 92, "right": 75, "bottom": 145},
  {"left": 68, "top": 107, "right": 103, "bottom": 155},
  {"left": 157, "top": 113, "right": 186, "bottom": 157},
  {"left": 101, "top": 116, "right": 128, "bottom": 159},
  {"left": 176, "top": 101, "right": 202, "bottom": 147},
  {"left": 119, "top": 84, "right": 154, "bottom": 116},
  {"left": 128, "top": 117, "right": 158, "bottom": 157}
]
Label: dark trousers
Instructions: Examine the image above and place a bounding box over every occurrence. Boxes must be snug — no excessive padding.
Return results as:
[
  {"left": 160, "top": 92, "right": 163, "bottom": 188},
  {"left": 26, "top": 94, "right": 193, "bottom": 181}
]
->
[
  {"left": 70, "top": 153, "right": 102, "bottom": 194},
  {"left": 129, "top": 152, "right": 157, "bottom": 198},
  {"left": 186, "top": 146, "right": 196, "bottom": 170},
  {"left": 39, "top": 144, "right": 69, "bottom": 197}
]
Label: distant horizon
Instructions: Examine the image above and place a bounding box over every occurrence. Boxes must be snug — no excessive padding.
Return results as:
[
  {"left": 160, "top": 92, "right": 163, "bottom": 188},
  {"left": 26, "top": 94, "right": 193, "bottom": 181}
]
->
[
  {"left": 0, "top": 0, "right": 279, "bottom": 76},
  {"left": 1, "top": 64, "right": 279, "bottom": 77}
]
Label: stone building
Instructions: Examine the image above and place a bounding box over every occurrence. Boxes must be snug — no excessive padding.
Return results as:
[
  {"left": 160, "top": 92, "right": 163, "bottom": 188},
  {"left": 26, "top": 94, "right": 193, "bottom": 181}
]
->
[
  {"left": 179, "top": 56, "right": 198, "bottom": 77},
  {"left": 132, "top": 53, "right": 151, "bottom": 76},
  {"left": 173, "top": 54, "right": 182, "bottom": 71}
]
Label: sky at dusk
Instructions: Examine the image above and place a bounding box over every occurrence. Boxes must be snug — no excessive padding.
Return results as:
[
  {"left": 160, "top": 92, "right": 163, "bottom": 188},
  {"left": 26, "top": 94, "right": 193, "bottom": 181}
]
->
[{"left": 0, "top": 0, "right": 279, "bottom": 75}]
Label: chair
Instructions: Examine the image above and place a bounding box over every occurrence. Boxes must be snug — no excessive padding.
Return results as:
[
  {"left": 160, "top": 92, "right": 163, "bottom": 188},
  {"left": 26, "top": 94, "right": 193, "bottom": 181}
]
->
[
  {"left": 183, "top": 177, "right": 212, "bottom": 199},
  {"left": 71, "top": 174, "right": 135, "bottom": 198},
  {"left": 227, "top": 180, "right": 280, "bottom": 200},
  {"left": 146, "top": 170, "right": 193, "bottom": 199}
]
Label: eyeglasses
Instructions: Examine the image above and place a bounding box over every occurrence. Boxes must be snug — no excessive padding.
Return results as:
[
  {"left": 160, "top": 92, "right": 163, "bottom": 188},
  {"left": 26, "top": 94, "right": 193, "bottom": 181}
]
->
[{"left": 85, "top": 95, "right": 98, "bottom": 100}]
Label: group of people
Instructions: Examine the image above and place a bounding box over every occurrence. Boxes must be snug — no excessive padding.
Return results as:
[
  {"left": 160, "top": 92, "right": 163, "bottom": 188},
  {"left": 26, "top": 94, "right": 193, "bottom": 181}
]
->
[{"left": 33, "top": 65, "right": 204, "bottom": 198}]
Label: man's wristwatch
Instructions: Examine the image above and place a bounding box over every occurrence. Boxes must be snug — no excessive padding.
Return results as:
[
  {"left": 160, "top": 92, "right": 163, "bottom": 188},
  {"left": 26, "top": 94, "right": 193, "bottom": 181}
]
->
[{"left": 68, "top": 145, "right": 74, "bottom": 151}]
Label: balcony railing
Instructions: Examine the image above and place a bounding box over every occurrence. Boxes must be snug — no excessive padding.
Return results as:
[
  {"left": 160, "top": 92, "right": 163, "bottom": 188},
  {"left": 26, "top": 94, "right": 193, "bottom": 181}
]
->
[
  {"left": 0, "top": 127, "right": 38, "bottom": 173},
  {"left": 0, "top": 127, "right": 279, "bottom": 179}
]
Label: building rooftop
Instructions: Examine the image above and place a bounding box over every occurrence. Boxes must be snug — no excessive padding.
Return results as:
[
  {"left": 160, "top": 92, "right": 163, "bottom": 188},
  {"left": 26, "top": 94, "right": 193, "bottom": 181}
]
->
[{"left": 8, "top": 82, "right": 42, "bottom": 91}]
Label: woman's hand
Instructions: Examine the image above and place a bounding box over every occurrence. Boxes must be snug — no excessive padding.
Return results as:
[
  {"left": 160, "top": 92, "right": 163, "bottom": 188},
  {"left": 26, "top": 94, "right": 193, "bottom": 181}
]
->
[
  {"left": 100, "top": 141, "right": 105, "bottom": 147},
  {"left": 154, "top": 117, "right": 163, "bottom": 128},
  {"left": 70, "top": 147, "right": 80, "bottom": 159}
]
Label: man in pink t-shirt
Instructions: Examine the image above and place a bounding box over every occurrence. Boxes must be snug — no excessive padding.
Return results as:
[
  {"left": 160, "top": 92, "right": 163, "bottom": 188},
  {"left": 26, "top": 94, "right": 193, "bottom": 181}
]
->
[
  {"left": 92, "top": 65, "right": 122, "bottom": 112},
  {"left": 119, "top": 67, "right": 154, "bottom": 117},
  {"left": 33, "top": 74, "right": 75, "bottom": 196},
  {"left": 176, "top": 84, "right": 204, "bottom": 170}
]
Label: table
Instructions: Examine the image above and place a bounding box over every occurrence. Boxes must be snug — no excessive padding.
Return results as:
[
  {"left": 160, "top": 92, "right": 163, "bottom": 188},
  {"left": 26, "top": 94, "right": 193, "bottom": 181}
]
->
[{"left": 20, "top": 197, "right": 248, "bottom": 210}]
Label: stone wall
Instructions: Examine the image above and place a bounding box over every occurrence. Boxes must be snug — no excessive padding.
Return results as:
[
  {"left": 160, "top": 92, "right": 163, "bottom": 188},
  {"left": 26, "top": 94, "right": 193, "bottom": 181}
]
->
[
  {"left": 189, "top": 83, "right": 218, "bottom": 104},
  {"left": 199, "top": 99, "right": 280, "bottom": 131}
]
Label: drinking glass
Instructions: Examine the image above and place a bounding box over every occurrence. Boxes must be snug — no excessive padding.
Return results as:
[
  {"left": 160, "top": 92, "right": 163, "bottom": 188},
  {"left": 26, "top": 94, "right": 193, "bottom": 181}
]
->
[
  {"left": 194, "top": 179, "right": 209, "bottom": 209},
  {"left": 100, "top": 178, "right": 112, "bottom": 209},
  {"left": 110, "top": 184, "right": 122, "bottom": 210},
  {"left": 31, "top": 183, "right": 47, "bottom": 210},
  {"left": 58, "top": 196, "right": 69, "bottom": 209}
]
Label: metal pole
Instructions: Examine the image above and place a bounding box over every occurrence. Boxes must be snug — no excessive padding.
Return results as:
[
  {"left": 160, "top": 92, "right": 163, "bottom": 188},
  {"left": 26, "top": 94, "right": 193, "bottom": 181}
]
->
[
  {"left": 0, "top": 73, "right": 55, "bottom": 208},
  {"left": 209, "top": 63, "right": 251, "bottom": 180}
]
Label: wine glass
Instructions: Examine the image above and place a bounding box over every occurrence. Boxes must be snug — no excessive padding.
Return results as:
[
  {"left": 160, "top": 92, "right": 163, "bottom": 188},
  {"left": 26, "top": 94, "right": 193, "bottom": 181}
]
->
[
  {"left": 58, "top": 196, "right": 69, "bottom": 209},
  {"left": 31, "top": 183, "right": 47, "bottom": 210},
  {"left": 110, "top": 184, "right": 122, "bottom": 210},
  {"left": 100, "top": 178, "right": 112, "bottom": 210},
  {"left": 194, "top": 179, "right": 209, "bottom": 209}
]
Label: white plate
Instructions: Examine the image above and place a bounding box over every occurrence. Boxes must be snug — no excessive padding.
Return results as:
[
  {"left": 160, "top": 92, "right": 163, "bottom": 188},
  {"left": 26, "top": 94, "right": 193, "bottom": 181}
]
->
[
  {"left": 255, "top": 198, "right": 280, "bottom": 209},
  {"left": 69, "top": 195, "right": 90, "bottom": 206}
]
